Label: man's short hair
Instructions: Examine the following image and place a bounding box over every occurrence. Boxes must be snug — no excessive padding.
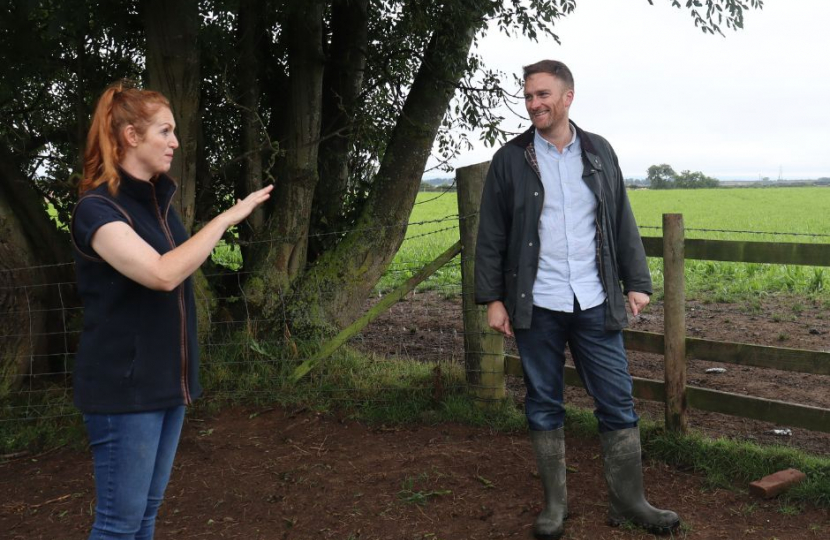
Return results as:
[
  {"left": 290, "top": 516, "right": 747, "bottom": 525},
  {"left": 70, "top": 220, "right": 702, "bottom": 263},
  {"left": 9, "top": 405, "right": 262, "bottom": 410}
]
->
[{"left": 522, "top": 60, "right": 574, "bottom": 90}]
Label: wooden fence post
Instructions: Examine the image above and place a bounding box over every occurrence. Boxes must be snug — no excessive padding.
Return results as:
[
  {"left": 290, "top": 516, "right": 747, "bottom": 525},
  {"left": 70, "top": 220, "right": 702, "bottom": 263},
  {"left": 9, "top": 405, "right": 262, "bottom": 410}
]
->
[
  {"left": 663, "top": 213, "right": 688, "bottom": 433},
  {"left": 456, "top": 162, "right": 505, "bottom": 406}
]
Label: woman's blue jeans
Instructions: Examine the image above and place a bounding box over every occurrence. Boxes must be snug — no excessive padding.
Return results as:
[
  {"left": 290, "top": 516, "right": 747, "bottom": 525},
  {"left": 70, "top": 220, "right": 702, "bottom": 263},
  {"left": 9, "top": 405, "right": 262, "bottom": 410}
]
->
[
  {"left": 83, "top": 406, "right": 185, "bottom": 540},
  {"left": 515, "top": 302, "right": 639, "bottom": 433}
]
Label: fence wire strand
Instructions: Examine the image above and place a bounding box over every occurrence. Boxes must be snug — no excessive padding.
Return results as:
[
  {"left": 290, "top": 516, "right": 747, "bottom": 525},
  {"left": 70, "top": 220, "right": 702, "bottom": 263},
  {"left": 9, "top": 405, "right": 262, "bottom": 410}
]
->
[{"left": 1, "top": 211, "right": 829, "bottom": 426}]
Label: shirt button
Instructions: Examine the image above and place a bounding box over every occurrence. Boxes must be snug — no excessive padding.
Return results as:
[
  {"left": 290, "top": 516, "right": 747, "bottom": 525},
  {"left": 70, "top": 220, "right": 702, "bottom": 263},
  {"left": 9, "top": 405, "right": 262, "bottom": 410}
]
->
[
  {"left": 528, "top": 242, "right": 533, "bottom": 247},
  {"left": 520, "top": 293, "right": 526, "bottom": 298},
  {"left": 534, "top": 192, "right": 539, "bottom": 196},
  {"left": 513, "top": 273, "right": 517, "bottom": 277}
]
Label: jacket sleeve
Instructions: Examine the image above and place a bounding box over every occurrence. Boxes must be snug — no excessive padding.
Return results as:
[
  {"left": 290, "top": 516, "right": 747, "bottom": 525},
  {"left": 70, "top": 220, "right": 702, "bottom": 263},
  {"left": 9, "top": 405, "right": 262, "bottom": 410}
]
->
[
  {"left": 610, "top": 146, "right": 652, "bottom": 295},
  {"left": 474, "top": 151, "right": 510, "bottom": 304}
]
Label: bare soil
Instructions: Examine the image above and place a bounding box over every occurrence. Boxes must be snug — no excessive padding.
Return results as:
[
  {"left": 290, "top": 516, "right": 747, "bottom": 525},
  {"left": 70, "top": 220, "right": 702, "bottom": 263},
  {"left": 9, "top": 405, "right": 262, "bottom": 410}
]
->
[{"left": 1, "top": 293, "right": 828, "bottom": 539}]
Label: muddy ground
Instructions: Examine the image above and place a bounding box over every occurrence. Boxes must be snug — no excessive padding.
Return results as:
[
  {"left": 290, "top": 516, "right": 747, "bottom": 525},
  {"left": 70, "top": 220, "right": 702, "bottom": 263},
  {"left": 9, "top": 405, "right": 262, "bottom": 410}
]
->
[{"left": 1, "top": 293, "right": 828, "bottom": 539}]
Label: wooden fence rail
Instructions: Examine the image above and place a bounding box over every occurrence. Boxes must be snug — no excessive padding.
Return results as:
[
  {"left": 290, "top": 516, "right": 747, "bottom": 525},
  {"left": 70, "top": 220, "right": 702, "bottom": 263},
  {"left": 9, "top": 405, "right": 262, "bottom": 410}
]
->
[{"left": 456, "top": 162, "right": 830, "bottom": 434}]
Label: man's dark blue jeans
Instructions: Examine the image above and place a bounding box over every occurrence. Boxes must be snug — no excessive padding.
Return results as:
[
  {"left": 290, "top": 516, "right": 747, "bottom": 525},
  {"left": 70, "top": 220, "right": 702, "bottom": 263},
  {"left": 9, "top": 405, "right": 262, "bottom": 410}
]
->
[{"left": 515, "top": 300, "right": 639, "bottom": 432}]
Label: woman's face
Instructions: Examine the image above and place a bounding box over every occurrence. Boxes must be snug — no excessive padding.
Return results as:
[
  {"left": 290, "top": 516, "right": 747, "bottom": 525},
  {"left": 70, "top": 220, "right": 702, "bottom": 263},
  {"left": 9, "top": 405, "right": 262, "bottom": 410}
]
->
[{"left": 129, "top": 107, "right": 179, "bottom": 179}]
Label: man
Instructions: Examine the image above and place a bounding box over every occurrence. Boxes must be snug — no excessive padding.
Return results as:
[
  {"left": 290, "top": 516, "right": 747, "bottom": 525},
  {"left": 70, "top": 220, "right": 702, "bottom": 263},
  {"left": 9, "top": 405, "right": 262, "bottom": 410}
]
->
[{"left": 475, "top": 60, "right": 680, "bottom": 539}]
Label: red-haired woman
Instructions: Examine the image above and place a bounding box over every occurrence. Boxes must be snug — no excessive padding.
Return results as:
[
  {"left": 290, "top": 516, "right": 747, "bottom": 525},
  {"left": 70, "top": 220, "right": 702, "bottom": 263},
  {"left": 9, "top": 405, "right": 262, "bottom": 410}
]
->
[{"left": 71, "top": 81, "right": 272, "bottom": 539}]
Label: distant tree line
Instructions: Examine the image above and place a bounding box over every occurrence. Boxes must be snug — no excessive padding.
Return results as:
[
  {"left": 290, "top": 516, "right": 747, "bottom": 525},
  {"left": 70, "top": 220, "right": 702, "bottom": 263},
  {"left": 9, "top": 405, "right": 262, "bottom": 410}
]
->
[
  {"left": 419, "top": 182, "right": 457, "bottom": 192},
  {"left": 646, "top": 164, "right": 720, "bottom": 189}
]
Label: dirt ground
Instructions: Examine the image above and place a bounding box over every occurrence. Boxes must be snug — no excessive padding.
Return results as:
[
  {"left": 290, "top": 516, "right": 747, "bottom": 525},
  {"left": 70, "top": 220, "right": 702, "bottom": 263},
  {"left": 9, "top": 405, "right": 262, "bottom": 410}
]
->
[{"left": 1, "top": 293, "right": 829, "bottom": 539}]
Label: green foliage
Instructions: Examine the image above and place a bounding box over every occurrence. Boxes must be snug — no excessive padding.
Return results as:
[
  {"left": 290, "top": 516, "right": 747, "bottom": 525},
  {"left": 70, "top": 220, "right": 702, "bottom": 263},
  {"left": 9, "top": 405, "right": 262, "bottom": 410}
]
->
[
  {"left": 646, "top": 163, "right": 719, "bottom": 189},
  {"left": 646, "top": 163, "right": 677, "bottom": 189}
]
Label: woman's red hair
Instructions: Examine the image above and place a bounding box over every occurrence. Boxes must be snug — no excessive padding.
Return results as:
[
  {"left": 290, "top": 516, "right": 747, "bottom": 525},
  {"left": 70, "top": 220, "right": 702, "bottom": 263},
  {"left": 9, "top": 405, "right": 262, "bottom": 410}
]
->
[{"left": 79, "top": 81, "right": 171, "bottom": 195}]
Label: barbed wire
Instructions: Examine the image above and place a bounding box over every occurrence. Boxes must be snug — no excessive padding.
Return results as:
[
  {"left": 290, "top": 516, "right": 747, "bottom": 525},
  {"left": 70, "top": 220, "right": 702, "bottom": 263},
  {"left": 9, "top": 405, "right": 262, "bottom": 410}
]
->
[
  {"left": 2, "top": 213, "right": 829, "bottom": 427},
  {"left": 413, "top": 180, "right": 458, "bottom": 205},
  {"left": 4, "top": 216, "right": 826, "bottom": 279},
  {"left": 639, "top": 225, "right": 830, "bottom": 238}
]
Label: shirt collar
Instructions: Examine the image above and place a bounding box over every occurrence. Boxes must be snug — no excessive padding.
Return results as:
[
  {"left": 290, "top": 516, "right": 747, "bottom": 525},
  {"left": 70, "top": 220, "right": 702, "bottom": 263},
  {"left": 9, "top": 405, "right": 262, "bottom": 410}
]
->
[{"left": 533, "top": 123, "right": 580, "bottom": 155}]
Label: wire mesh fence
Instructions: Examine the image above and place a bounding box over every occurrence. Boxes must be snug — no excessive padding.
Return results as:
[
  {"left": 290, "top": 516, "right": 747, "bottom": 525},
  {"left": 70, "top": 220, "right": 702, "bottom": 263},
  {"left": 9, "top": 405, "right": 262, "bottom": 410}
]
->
[
  {"left": 0, "top": 219, "right": 474, "bottom": 431},
  {"left": 2, "top": 205, "right": 829, "bottom": 438}
]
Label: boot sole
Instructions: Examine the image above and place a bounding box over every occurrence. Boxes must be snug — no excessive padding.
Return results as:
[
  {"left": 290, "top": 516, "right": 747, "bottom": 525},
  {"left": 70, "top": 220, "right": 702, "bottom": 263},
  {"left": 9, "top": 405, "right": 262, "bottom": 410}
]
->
[
  {"left": 608, "top": 517, "right": 680, "bottom": 535},
  {"left": 534, "top": 512, "right": 567, "bottom": 540},
  {"left": 533, "top": 532, "right": 564, "bottom": 540}
]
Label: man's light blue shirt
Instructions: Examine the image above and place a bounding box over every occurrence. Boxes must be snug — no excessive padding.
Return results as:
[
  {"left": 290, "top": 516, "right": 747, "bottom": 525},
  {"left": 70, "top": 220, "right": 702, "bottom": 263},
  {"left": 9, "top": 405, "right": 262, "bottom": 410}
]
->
[{"left": 532, "top": 126, "right": 606, "bottom": 312}]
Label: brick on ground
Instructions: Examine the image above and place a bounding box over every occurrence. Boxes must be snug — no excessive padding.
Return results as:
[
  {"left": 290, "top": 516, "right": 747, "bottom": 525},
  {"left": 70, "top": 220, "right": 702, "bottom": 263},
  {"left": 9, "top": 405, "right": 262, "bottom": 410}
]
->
[{"left": 748, "top": 468, "right": 807, "bottom": 499}]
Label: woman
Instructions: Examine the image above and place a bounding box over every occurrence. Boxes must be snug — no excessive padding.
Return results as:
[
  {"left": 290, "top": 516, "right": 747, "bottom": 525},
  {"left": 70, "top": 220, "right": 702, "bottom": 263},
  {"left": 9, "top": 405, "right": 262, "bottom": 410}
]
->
[{"left": 71, "top": 81, "right": 272, "bottom": 539}]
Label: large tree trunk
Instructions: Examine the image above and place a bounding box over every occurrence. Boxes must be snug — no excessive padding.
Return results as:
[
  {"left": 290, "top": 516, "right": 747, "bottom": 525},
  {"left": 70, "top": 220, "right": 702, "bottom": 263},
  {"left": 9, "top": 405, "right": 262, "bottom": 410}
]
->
[
  {"left": 310, "top": 0, "right": 369, "bottom": 259},
  {"left": 235, "top": 0, "right": 267, "bottom": 264},
  {"left": 0, "top": 144, "right": 73, "bottom": 396},
  {"left": 247, "top": 1, "right": 325, "bottom": 313},
  {"left": 282, "top": 0, "right": 490, "bottom": 333},
  {"left": 143, "top": 0, "right": 200, "bottom": 232}
]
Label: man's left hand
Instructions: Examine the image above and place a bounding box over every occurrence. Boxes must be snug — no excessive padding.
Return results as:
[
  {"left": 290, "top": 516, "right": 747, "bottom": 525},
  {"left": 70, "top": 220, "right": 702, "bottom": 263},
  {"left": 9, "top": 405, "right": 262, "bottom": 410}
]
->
[{"left": 627, "top": 291, "right": 650, "bottom": 317}]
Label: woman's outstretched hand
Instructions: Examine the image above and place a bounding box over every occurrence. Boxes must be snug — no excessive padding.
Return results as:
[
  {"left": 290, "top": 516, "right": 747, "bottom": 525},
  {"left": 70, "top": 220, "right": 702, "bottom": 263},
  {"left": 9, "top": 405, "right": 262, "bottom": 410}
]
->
[{"left": 223, "top": 184, "right": 274, "bottom": 226}]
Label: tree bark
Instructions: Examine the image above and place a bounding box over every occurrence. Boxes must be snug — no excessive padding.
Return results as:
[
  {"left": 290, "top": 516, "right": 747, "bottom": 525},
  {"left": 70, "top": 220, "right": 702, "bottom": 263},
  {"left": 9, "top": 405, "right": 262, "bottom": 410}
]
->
[
  {"left": 283, "top": 0, "right": 489, "bottom": 332},
  {"left": 236, "top": 0, "right": 266, "bottom": 257},
  {"left": 311, "top": 0, "right": 369, "bottom": 257},
  {"left": 248, "top": 0, "right": 325, "bottom": 313},
  {"left": 143, "top": 0, "right": 200, "bottom": 232}
]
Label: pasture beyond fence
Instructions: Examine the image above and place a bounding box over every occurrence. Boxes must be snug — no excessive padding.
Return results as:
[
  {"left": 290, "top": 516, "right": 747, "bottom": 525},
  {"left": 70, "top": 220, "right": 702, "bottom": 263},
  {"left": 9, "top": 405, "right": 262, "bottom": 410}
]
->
[{"left": 455, "top": 162, "right": 830, "bottom": 435}]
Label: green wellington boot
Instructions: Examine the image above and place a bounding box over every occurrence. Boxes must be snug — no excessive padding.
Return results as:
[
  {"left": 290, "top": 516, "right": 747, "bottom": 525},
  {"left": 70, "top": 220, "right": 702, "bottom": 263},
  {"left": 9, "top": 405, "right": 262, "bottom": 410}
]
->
[
  {"left": 529, "top": 428, "right": 567, "bottom": 540},
  {"left": 599, "top": 427, "right": 680, "bottom": 534}
]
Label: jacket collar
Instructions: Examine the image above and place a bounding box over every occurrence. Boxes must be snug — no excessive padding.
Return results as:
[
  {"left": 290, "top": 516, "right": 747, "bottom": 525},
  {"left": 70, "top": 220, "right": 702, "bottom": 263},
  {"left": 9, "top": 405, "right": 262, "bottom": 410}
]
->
[
  {"left": 118, "top": 169, "right": 178, "bottom": 208},
  {"left": 509, "top": 121, "right": 604, "bottom": 174}
]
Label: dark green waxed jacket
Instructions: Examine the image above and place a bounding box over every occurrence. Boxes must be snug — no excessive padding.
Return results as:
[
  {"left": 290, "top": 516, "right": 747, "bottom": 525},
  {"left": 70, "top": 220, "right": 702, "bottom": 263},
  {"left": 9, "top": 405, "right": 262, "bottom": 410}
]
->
[{"left": 474, "top": 122, "right": 652, "bottom": 331}]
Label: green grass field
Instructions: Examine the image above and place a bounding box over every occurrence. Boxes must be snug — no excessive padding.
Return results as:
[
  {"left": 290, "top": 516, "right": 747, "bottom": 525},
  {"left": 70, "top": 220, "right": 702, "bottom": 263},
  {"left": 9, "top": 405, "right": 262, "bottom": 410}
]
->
[
  {"left": 385, "top": 186, "right": 830, "bottom": 302},
  {"left": 376, "top": 190, "right": 463, "bottom": 293}
]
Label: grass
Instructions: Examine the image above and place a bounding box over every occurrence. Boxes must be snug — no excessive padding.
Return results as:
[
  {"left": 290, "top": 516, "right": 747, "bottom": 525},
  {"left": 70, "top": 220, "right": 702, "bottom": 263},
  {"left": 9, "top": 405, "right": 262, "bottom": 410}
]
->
[
  {"left": 397, "top": 472, "right": 452, "bottom": 506},
  {"left": 0, "top": 383, "right": 86, "bottom": 454},
  {"left": 376, "top": 190, "right": 461, "bottom": 295},
  {"left": 628, "top": 187, "right": 830, "bottom": 303},
  {"left": 562, "top": 404, "right": 830, "bottom": 508},
  {"left": 389, "top": 187, "right": 830, "bottom": 303},
  {"left": 641, "top": 423, "right": 830, "bottom": 507}
]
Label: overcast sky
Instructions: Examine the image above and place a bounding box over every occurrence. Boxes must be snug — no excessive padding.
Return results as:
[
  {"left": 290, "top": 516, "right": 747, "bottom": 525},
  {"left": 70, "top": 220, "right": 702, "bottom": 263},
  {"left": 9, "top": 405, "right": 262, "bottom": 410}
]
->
[{"left": 427, "top": 0, "right": 830, "bottom": 180}]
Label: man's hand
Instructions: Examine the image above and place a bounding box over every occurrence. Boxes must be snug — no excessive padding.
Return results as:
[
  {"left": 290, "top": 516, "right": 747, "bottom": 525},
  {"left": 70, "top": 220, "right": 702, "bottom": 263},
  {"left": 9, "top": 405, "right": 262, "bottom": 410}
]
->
[
  {"left": 627, "top": 291, "right": 650, "bottom": 317},
  {"left": 487, "top": 301, "right": 514, "bottom": 337}
]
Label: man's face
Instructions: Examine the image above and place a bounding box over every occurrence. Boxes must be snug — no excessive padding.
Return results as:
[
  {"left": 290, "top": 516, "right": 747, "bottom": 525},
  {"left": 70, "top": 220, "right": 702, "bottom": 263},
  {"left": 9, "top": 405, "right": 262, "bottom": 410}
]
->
[{"left": 523, "top": 73, "right": 573, "bottom": 138}]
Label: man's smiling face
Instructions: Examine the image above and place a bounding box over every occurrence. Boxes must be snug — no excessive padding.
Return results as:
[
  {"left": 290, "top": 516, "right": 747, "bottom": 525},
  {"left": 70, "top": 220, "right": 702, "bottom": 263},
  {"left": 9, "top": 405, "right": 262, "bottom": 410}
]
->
[{"left": 523, "top": 72, "right": 573, "bottom": 139}]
